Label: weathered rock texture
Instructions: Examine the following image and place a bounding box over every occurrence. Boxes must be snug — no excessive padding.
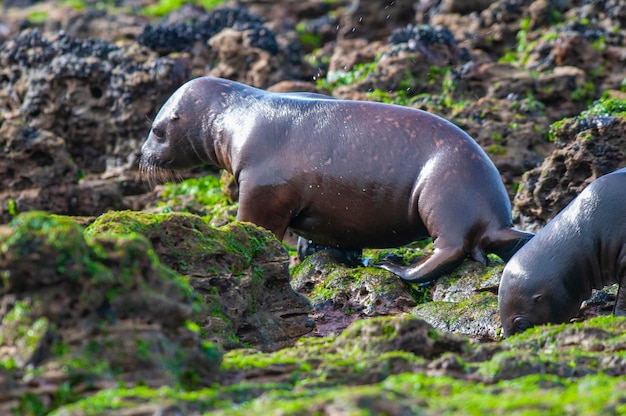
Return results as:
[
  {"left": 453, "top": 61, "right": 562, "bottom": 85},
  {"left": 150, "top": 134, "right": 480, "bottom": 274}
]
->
[
  {"left": 513, "top": 100, "right": 626, "bottom": 230},
  {"left": 0, "top": 212, "right": 221, "bottom": 413},
  {"left": 0, "top": 29, "right": 190, "bottom": 222},
  {"left": 0, "top": 0, "right": 625, "bottom": 413},
  {"left": 84, "top": 211, "right": 314, "bottom": 352},
  {"left": 291, "top": 251, "right": 418, "bottom": 336}
]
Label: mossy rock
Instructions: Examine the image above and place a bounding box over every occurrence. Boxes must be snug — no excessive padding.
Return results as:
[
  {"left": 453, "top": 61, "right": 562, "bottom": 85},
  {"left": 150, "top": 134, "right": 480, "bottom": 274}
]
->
[
  {"left": 85, "top": 210, "right": 283, "bottom": 276},
  {"left": 0, "top": 211, "right": 222, "bottom": 414},
  {"left": 48, "top": 315, "right": 626, "bottom": 415},
  {"left": 220, "top": 316, "right": 441, "bottom": 389},
  {"left": 291, "top": 251, "right": 418, "bottom": 320},
  {"left": 430, "top": 258, "right": 503, "bottom": 302},
  {"left": 87, "top": 210, "right": 312, "bottom": 353},
  {"left": 1, "top": 212, "right": 96, "bottom": 291},
  {"left": 412, "top": 292, "right": 501, "bottom": 340}
]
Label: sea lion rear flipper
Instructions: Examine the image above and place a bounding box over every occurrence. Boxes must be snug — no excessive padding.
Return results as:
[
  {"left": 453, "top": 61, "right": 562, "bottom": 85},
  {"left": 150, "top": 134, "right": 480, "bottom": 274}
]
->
[
  {"left": 377, "top": 245, "right": 466, "bottom": 285},
  {"left": 488, "top": 228, "right": 534, "bottom": 262}
]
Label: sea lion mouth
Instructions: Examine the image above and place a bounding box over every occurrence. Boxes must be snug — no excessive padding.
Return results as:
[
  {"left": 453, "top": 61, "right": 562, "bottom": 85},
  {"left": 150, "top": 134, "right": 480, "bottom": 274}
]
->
[{"left": 139, "top": 155, "right": 182, "bottom": 187}]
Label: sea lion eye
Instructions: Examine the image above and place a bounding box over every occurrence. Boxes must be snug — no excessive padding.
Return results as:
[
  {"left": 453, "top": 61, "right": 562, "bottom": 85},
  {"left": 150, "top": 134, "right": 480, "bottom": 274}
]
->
[
  {"left": 513, "top": 317, "right": 532, "bottom": 333},
  {"left": 152, "top": 127, "right": 165, "bottom": 139}
]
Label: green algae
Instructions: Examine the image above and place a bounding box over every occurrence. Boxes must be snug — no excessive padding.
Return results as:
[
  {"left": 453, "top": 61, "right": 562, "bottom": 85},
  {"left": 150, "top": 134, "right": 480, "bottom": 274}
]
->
[
  {"left": 222, "top": 318, "right": 429, "bottom": 390},
  {"left": 413, "top": 292, "right": 499, "bottom": 325},
  {"left": 384, "top": 372, "right": 626, "bottom": 415},
  {"left": 6, "top": 208, "right": 626, "bottom": 414},
  {"left": 49, "top": 383, "right": 271, "bottom": 415},
  {"left": 477, "top": 316, "right": 626, "bottom": 382},
  {"left": 1, "top": 211, "right": 223, "bottom": 414},
  {"left": 364, "top": 239, "right": 433, "bottom": 266},
  {"left": 85, "top": 210, "right": 202, "bottom": 239},
  {"left": 155, "top": 174, "right": 238, "bottom": 223},
  {"left": 85, "top": 211, "right": 279, "bottom": 277},
  {"left": 503, "top": 315, "right": 626, "bottom": 351},
  {"left": 50, "top": 371, "right": 626, "bottom": 416},
  {"left": 0, "top": 298, "right": 50, "bottom": 368},
  {"left": 204, "top": 372, "right": 626, "bottom": 415},
  {"left": 581, "top": 96, "right": 626, "bottom": 117},
  {"left": 85, "top": 210, "right": 298, "bottom": 353},
  {"left": 40, "top": 315, "right": 626, "bottom": 415},
  {"left": 1, "top": 212, "right": 96, "bottom": 283},
  {"left": 549, "top": 96, "right": 626, "bottom": 141},
  {"left": 299, "top": 262, "right": 414, "bottom": 312}
]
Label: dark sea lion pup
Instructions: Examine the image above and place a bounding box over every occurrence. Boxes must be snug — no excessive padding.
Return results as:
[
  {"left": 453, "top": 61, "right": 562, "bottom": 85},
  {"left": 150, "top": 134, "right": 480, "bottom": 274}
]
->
[
  {"left": 140, "top": 76, "right": 533, "bottom": 285},
  {"left": 499, "top": 168, "right": 626, "bottom": 337}
]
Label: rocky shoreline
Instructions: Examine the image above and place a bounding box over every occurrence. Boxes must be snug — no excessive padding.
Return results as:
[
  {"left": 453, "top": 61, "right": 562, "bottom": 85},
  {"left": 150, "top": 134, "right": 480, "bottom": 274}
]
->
[{"left": 1, "top": 0, "right": 625, "bottom": 414}]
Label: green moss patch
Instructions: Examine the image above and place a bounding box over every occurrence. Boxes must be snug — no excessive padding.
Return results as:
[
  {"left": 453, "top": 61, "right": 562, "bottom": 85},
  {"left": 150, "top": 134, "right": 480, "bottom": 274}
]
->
[
  {"left": 1, "top": 211, "right": 222, "bottom": 414},
  {"left": 85, "top": 211, "right": 281, "bottom": 276}
]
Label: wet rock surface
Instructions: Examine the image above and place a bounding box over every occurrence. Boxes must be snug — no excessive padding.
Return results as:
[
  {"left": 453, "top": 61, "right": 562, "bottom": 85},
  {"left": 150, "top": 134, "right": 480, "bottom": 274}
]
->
[
  {"left": 0, "top": 212, "right": 221, "bottom": 413},
  {"left": 0, "top": 0, "right": 626, "bottom": 413},
  {"left": 513, "top": 98, "right": 626, "bottom": 230},
  {"left": 84, "top": 211, "right": 314, "bottom": 352}
]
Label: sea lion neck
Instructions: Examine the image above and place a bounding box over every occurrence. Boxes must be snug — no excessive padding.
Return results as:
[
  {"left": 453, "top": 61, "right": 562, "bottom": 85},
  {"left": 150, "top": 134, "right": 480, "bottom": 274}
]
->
[{"left": 209, "top": 84, "right": 265, "bottom": 176}]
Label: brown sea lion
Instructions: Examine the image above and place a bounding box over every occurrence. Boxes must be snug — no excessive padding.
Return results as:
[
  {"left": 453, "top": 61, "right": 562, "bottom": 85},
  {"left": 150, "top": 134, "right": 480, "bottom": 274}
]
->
[
  {"left": 499, "top": 167, "right": 626, "bottom": 336},
  {"left": 140, "top": 76, "right": 533, "bottom": 284}
]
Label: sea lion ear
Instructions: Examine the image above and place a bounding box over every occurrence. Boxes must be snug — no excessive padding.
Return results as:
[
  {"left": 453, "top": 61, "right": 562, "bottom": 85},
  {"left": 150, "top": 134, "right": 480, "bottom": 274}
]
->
[{"left": 171, "top": 113, "right": 180, "bottom": 121}]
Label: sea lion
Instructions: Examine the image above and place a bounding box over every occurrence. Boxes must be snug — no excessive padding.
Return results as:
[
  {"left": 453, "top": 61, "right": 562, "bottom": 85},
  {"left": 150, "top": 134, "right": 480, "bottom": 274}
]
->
[
  {"left": 140, "top": 76, "right": 533, "bottom": 284},
  {"left": 499, "top": 167, "right": 626, "bottom": 337}
]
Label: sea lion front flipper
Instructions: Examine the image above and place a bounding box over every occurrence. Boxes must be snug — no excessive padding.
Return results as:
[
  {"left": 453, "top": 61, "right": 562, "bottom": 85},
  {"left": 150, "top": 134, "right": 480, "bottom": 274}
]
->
[
  {"left": 236, "top": 184, "right": 295, "bottom": 241},
  {"left": 377, "top": 245, "right": 466, "bottom": 285},
  {"left": 297, "top": 237, "right": 363, "bottom": 267},
  {"left": 487, "top": 228, "right": 534, "bottom": 262}
]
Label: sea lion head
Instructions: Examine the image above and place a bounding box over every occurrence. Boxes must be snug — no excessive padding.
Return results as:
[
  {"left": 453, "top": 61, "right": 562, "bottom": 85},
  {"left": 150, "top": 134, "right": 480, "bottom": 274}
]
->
[
  {"left": 498, "top": 255, "right": 581, "bottom": 337},
  {"left": 139, "top": 79, "right": 215, "bottom": 186}
]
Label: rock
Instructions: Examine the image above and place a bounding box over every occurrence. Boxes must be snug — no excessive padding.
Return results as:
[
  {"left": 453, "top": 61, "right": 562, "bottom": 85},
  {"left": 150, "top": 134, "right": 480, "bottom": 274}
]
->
[
  {"left": 291, "top": 251, "right": 417, "bottom": 336},
  {"left": 338, "top": 0, "right": 417, "bottom": 41},
  {"left": 430, "top": 260, "right": 502, "bottom": 303},
  {"left": 0, "top": 212, "right": 221, "bottom": 412},
  {"left": 451, "top": 94, "right": 551, "bottom": 185},
  {"left": 479, "top": 316, "right": 626, "bottom": 381},
  {"left": 416, "top": 0, "right": 493, "bottom": 23},
  {"left": 137, "top": 6, "right": 269, "bottom": 55},
  {"left": 333, "top": 315, "right": 467, "bottom": 359},
  {"left": 1, "top": 0, "right": 626, "bottom": 411},
  {"left": 0, "top": 29, "right": 189, "bottom": 175},
  {"left": 85, "top": 211, "right": 314, "bottom": 352},
  {"left": 0, "top": 29, "right": 190, "bottom": 223},
  {"left": 412, "top": 292, "right": 502, "bottom": 341},
  {"left": 513, "top": 98, "right": 626, "bottom": 230},
  {"left": 207, "top": 28, "right": 281, "bottom": 88}
]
